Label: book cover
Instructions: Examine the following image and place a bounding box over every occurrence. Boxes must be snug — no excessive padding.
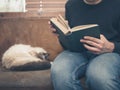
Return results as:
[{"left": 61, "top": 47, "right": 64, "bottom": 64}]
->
[{"left": 50, "top": 15, "right": 100, "bottom": 52}]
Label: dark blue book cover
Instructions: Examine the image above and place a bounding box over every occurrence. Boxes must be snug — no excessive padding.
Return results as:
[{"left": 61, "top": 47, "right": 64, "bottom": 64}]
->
[{"left": 50, "top": 16, "right": 100, "bottom": 52}]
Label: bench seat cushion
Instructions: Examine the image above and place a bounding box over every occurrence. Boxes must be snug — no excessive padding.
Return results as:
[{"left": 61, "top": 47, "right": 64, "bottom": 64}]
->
[{"left": 0, "top": 66, "right": 53, "bottom": 90}]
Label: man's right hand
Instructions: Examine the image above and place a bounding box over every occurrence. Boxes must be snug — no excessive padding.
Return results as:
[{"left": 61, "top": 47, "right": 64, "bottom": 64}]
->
[{"left": 48, "top": 21, "right": 59, "bottom": 37}]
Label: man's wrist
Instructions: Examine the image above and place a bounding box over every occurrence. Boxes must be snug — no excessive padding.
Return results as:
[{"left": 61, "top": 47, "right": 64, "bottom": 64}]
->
[{"left": 109, "top": 42, "right": 115, "bottom": 52}]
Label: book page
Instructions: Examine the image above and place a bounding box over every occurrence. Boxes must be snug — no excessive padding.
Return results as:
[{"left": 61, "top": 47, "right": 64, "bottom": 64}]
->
[
  {"left": 57, "top": 14, "right": 70, "bottom": 30},
  {"left": 50, "top": 18, "right": 70, "bottom": 34},
  {"left": 71, "top": 24, "right": 98, "bottom": 32}
]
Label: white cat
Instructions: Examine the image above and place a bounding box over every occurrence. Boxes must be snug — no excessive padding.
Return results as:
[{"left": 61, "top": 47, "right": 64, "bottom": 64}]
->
[{"left": 2, "top": 44, "right": 50, "bottom": 71}]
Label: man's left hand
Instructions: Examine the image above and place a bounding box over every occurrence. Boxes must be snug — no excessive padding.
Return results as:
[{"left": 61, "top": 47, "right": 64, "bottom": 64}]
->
[{"left": 80, "top": 34, "right": 114, "bottom": 54}]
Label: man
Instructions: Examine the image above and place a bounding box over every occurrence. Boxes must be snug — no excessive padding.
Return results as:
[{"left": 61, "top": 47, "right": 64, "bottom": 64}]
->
[{"left": 50, "top": 0, "right": 120, "bottom": 90}]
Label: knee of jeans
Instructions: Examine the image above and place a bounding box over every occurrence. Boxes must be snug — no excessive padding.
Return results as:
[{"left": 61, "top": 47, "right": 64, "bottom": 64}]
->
[
  {"left": 86, "top": 53, "right": 120, "bottom": 78},
  {"left": 86, "top": 60, "right": 117, "bottom": 86},
  {"left": 86, "top": 63, "right": 120, "bottom": 90},
  {"left": 86, "top": 64, "right": 109, "bottom": 83}
]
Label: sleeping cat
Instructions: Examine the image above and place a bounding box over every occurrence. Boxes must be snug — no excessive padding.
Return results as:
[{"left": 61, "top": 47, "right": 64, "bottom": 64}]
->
[{"left": 2, "top": 44, "right": 51, "bottom": 71}]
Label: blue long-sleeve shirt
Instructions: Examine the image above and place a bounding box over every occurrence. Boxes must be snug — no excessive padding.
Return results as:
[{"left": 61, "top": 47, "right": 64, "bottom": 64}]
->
[{"left": 65, "top": 0, "right": 120, "bottom": 54}]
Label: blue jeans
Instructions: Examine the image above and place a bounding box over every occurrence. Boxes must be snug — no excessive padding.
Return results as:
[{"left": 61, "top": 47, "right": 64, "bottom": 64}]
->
[{"left": 51, "top": 50, "right": 120, "bottom": 90}]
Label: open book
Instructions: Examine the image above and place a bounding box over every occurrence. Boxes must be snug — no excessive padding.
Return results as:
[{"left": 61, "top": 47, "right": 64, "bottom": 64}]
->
[{"left": 50, "top": 15, "right": 100, "bottom": 52}]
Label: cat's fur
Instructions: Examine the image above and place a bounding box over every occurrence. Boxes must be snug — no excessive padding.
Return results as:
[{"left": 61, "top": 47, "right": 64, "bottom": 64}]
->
[{"left": 2, "top": 44, "right": 50, "bottom": 71}]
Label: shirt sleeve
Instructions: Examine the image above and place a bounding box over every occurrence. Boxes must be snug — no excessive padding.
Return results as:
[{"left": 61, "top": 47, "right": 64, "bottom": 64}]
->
[
  {"left": 113, "top": 42, "right": 120, "bottom": 54},
  {"left": 113, "top": 18, "right": 120, "bottom": 54}
]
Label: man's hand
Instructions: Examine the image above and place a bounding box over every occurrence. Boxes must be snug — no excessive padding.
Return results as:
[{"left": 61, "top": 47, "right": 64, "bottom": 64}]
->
[
  {"left": 48, "top": 21, "right": 59, "bottom": 37},
  {"left": 80, "top": 34, "right": 114, "bottom": 54}
]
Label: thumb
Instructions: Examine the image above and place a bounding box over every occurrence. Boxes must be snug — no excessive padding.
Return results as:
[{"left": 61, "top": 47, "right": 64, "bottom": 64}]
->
[{"left": 100, "top": 34, "right": 107, "bottom": 41}]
